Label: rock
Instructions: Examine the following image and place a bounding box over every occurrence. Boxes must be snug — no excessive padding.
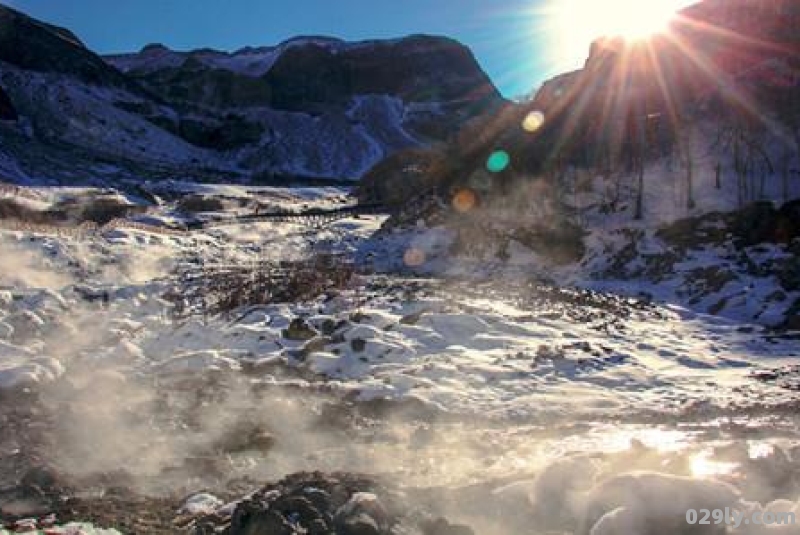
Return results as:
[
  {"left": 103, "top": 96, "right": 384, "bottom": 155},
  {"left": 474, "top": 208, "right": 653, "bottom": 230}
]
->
[
  {"left": 283, "top": 318, "right": 318, "bottom": 341},
  {"left": 399, "top": 310, "right": 426, "bottom": 325},
  {"left": 306, "top": 518, "right": 330, "bottom": 535},
  {"left": 0, "top": 85, "right": 17, "bottom": 121},
  {"left": 350, "top": 312, "right": 370, "bottom": 324},
  {"left": 777, "top": 256, "right": 800, "bottom": 292},
  {"left": 11, "top": 518, "right": 37, "bottom": 532},
  {"left": 338, "top": 512, "right": 380, "bottom": 535},
  {"left": 731, "top": 201, "right": 779, "bottom": 247},
  {"left": 776, "top": 198, "right": 800, "bottom": 243},
  {"left": 272, "top": 495, "right": 326, "bottom": 529},
  {"left": 20, "top": 466, "right": 59, "bottom": 492},
  {"left": 229, "top": 506, "right": 294, "bottom": 535},
  {"left": 784, "top": 314, "right": 800, "bottom": 331},
  {"left": 319, "top": 318, "right": 339, "bottom": 336},
  {"left": 335, "top": 492, "right": 388, "bottom": 530},
  {"left": 177, "top": 116, "right": 264, "bottom": 150},
  {"left": 180, "top": 493, "right": 223, "bottom": 516}
]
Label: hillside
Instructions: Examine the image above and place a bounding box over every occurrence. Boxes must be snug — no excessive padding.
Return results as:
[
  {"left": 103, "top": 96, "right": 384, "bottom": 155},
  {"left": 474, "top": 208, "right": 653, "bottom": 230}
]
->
[
  {"left": 357, "top": 0, "right": 800, "bottom": 327},
  {"left": 0, "top": 4, "right": 502, "bottom": 187}
]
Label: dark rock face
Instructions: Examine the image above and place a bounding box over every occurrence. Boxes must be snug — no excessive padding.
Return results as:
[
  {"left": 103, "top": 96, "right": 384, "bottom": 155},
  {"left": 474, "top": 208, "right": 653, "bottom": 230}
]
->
[
  {"left": 0, "top": 5, "right": 140, "bottom": 91},
  {"left": 133, "top": 60, "right": 274, "bottom": 109},
  {"left": 109, "top": 35, "right": 502, "bottom": 152},
  {"left": 177, "top": 116, "right": 264, "bottom": 151},
  {"left": 264, "top": 36, "right": 498, "bottom": 112},
  {"left": 357, "top": 148, "right": 451, "bottom": 207},
  {"left": 207, "top": 472, "right": 475, "bottom": 535},
  {"left": 226, "top": 473, "right": 394, "bottom": 535},
  {"left": 112, "top": 35, "right": 500, "bottom": 116},
  {"left": 657, "top": 200, "right": 800, "bottom": 250},
  {"left": 776, "top": 199, "right": 800, "bottom": 244},
  {"left": 0, "top": 86, "right": 17, "bottom": 121},
  {"left": 729, "top": 200, "right": 800, "bottom": 247}
]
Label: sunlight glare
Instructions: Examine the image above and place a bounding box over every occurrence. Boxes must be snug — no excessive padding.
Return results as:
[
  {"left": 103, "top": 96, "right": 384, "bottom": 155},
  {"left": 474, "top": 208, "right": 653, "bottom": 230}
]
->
[
  {"left": 545, "top": 0, "right": 691, "bottom": 72},
  {"left": 563, "top": 0, "right": 677, "bottom": 40},
  {"left": 690, "top": 451, "right": 738, "bottom": 478}
]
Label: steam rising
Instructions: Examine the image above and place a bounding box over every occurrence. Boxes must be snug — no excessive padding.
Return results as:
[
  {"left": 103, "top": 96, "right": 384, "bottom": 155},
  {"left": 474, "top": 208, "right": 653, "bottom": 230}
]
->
[
  {"left": 2, "top": 231, "right": 800, "bottom": 535},
  {"left": 0, "top": 245, "right": 72, "bottom": 290}
]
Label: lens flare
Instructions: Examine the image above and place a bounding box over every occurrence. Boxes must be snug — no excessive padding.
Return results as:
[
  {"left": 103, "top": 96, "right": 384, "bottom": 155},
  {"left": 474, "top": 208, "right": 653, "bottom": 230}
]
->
[
  {"left": 522, "top": 110, "right": 545, "bottom": 132},
  {"left": 403, "top": 248, "right": 426, "bottom": 267},
  {"left": 486, "top": 150, "right": 511, "bottom": 173},
  {"left": 451, "top": 188, "right": 478, "bottom": 213}
]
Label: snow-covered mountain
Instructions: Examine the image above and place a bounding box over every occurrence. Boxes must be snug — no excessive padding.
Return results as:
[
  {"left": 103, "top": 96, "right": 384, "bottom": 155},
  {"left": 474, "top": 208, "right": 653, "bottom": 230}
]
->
[{"left": 0, "top": 4, "right": 503, "bottom": 187}]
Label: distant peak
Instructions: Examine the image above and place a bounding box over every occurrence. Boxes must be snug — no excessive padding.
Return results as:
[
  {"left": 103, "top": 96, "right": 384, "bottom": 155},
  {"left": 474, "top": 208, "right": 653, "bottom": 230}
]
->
[
  {"left": 140, "top": 43, "right": 171, "bottom": 54},
  {"left": 278, "top": 35, "right": 345, "bottom": 47}
]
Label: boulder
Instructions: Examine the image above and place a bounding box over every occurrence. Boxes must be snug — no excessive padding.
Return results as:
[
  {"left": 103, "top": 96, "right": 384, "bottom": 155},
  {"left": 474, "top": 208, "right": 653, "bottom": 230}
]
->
[{"left": 283, "top": 318, "right": 318, "bottom": 341}]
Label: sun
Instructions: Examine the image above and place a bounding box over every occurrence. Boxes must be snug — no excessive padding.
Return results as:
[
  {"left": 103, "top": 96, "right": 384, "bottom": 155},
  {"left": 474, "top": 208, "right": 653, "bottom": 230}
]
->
[
  {"left": 546, "top": 0, "right": 690, "bottom": 71},
  {"left": 582, "top": 0, "right": 678, "bottom": 40}
]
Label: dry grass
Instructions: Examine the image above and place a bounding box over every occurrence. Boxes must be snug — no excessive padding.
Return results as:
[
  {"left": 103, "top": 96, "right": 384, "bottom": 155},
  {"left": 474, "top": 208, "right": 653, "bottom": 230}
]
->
[
  {"left": 176, "top": 195, "right": 225, "bottom": 214},
  {"left": 165, "top": 253, "right": 355, "bottom": 319}
]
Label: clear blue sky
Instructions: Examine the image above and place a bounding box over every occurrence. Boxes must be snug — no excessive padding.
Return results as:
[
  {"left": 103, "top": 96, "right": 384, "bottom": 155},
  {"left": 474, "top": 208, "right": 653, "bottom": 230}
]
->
[{"left": 5, "top": 0, "right": 597, "bottom": 97}]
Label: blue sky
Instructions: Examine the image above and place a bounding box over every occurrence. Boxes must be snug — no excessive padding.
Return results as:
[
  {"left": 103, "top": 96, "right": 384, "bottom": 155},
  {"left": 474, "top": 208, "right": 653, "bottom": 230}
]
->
[{"left": 5, "top": 0, "right": 690, "bottom": 97}]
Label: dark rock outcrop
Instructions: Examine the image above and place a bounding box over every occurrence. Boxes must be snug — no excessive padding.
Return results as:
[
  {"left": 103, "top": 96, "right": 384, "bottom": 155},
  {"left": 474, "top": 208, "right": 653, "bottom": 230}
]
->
[
  {"left": 108, "top": 35, "right": 503, "bottom": 153},
  {"left": 196, "top": 472, "right": 476, "bottom": 535},
  {"left": 657, "top": 199, "right": 800, "bottom": 250},
  {"left": 264, "top": 35, "right": 498, "bottom": 112},
  {"left": 0, "top": 85, "right": 17, "bottom": 121},
  {"left": 0, "top": 4, "right": 141, "bottom": 91},
  {"left": 109, "top": 35, "right": 500, "bottom": 116}
]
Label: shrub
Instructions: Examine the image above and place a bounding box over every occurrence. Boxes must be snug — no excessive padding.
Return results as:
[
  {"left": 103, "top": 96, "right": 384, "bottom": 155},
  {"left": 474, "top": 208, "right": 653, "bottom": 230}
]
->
[
  {"left": 78, "top": 197, "right": 143, "bottom": 224},
  {"left": 176, "top": 195, "right": 225, "bottom": 214},
  {"left": 0, "top": 198, "right": 57, "bottom": 224},
  {"left": 165, "top": 253, "right": 355, "bottom": 319}
]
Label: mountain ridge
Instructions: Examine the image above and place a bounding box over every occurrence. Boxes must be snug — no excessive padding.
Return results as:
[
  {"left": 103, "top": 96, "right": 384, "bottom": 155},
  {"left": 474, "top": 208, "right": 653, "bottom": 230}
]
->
[{"left": 0, "top": 3, "right": 503, "bottom": 186}]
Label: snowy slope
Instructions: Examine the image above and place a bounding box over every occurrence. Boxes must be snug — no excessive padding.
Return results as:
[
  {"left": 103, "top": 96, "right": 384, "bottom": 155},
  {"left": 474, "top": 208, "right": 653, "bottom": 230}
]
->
[
  {"left": 0, "top": 187, "right": 799, "bottom": 534},
  {"left": 0, "top": 197, "right": 796, "bottom": 414}
]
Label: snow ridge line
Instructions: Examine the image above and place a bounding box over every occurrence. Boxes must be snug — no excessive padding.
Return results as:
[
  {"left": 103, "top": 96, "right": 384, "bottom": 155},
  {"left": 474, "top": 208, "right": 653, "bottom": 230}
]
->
[
  {"left": 0, "top": 218, "right": 188, "bottom": 239},
  {"left": 0, "top": 182, "right": 43, "bottom": 202},
  {"left": 195, "top": 203, "right": 387, "bottom": 229},
  {"left": 0, "top": 203, "right": 388, "bottom": 239}
]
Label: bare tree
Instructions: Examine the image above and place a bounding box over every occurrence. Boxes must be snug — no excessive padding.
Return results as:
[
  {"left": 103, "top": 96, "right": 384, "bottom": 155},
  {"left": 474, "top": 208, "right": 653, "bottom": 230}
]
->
[
  {"left": 715, "top": 114, "right": 774, "bottom": 206},
  {"left": 633, "top": 103, "right": 648, "bottom": 221},
  {"left": 676, "top": 115, "right": 696, "bottom": 210}
]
